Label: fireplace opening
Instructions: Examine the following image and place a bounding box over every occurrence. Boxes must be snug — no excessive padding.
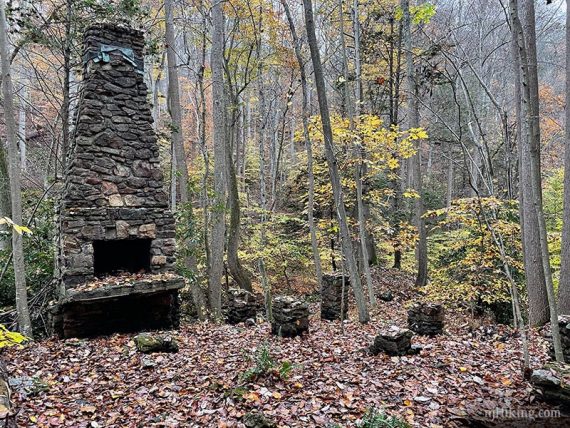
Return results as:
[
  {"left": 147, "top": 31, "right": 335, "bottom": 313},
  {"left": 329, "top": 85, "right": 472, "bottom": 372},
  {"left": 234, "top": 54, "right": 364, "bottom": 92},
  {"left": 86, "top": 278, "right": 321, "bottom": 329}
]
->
[{"left": 93, "top": 239, "right": 152, "bottom": 277}]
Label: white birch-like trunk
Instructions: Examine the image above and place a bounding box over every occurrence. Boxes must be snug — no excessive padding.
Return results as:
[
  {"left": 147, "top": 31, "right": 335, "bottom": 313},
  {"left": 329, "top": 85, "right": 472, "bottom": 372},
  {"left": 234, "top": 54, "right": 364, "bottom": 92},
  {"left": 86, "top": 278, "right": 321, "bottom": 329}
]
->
[{"left": 0, "top": 0, "right": 32, "bottom": 337}]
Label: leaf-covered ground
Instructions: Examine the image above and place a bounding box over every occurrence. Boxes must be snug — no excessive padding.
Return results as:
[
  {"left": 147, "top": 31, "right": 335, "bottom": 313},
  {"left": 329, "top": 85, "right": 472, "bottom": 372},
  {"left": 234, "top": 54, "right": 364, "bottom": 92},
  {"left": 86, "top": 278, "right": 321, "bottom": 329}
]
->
[{"left": 4, "top": 270, "right": 562, "bottom": 427}]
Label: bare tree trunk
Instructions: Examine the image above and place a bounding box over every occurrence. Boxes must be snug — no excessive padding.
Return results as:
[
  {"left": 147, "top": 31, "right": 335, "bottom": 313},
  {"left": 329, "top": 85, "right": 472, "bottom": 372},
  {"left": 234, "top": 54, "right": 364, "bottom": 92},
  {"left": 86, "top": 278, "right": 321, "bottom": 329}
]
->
[
  {"left": 280, "top": 0, "right": 323, "bottom": 288},
  {"left": 165, "top": 0, "right": 189, "bottom": 206},
  {"left": 517, "top": 82, "right": 548, "bottom": 326},
  {"left": 226, "top": 135, "right": 252, "bottom": 292},
  {"left": 208, "top": 0, "right": 227, "bottom": 320},
  {"left": 558, "top": 0, "right": 570, "bottom": 314},
  {"left": 0, "top": 146, "right": 10, "bottom": 252},
  {"left": 446, "top": 143, "right": 453, "bottom": 208},
  {"left": 197, "top": 3, "right": 209, "bottom": 320},
  {"left": 257, "top": 73, "right": 271, "bottom": 321},
  {"left": 392, "top": 16, "right": 404, "bottom": 269},
  {"left": 510, "top": 0, "right": 563, "bottom": 361},
  {"left": 0, "top": 0, "right": 32, "bottom": 337},
  {"left": 402, "top": 0, "right": 427, "bottom": 287},
  {"left": 17, "top": 80, "right": 26, "bottom": 171},
  {"left": 303, "top": 0, "right": 369, "bottom": 323},
  {"left": 338, "top": 0, "right": 375, "bottom": 306},
  {"left": 59, "top": 0, "right": 72, "bottom": 175},
  {"left": 508, "top": 2, "right": 548, "bottom": 326},
  {"left": 516, "top": 0, "right": 548, "bottom": 327},
  {"left": 151, "top": 52, "right": 166, "bottom": 129},
  {"left": 165, "top": 0, "right": 204, "bottom": 319}
]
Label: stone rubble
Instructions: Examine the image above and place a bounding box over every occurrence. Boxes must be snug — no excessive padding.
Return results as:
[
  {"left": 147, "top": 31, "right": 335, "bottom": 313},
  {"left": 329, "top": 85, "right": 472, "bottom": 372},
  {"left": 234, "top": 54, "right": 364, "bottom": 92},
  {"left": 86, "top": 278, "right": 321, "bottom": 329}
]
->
[
  {"left": 271, "top": 296, "right": 310, "bottom": 338},
  {"left": 547, "top": 315, "right": 570, "bottom": 362},
  {"left": 223, "top": 288, "right": 259, "bottom": 325},
  {"left": 530, "top": 362, "right": 570, "bottom": 408},
  {"left": 320, "top": 273, "right": 349, "bottom": 321},
  {"left": 134, "top": 333, "right": 179, "bottom": 353},
  {"left": 369, "top": 325, "right": 415, "bottom": 356},
  {"left": 407, "top": 303, "right": 445, "bottom": 336}
]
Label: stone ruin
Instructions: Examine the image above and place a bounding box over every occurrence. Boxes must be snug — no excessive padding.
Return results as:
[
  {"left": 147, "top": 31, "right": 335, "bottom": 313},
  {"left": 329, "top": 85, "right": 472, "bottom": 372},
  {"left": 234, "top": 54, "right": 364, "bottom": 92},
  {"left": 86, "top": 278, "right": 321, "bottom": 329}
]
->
[
  {"left": 51, "top": 24, "right": 184, "bottom": 338},
  {"left": 271, "top": 296, "right": 310, "bottom": 338},
  {"left": 320, "top": 273, "right": 349, "bottom": 321},
  {"left": 531, "top": 362, "right": 570, "bottom": 408},
  {"left": 407, "top": 303, "right": 445, "bottom": 336},
  {"left": 223, "top": 288, "right": 259, "bottom": 325},
  {"left": 369, "top": 326, "right": 415, "bottom": 356},
  {"left": 546, "top": 315, "right": 570, "bottom": 362}
]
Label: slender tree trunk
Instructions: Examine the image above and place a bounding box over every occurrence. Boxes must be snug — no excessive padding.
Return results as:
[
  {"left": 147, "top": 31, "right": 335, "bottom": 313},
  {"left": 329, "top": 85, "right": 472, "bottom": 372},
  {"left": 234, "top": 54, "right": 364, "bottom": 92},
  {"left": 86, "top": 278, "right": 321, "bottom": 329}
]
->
[
  {"left": 225, "top": 130, "right": 252, "bottom": 292},
  {"left": 257, "top": 73, "right": 271, "bottom": 321},
  {"left": 165, "top": 0, "right": 189, "bottom": 206},
  {"left": 280, "top": 0, "right": 323, "bottom": 288},
  {"left": 197, "top": 5, "right": 210, "bottom": 319},
  {"left": 446, "top": 143, "right": 453, "bottom": 208},
  {"left": 253, "top": 8, "right": 272, "bottom": 319},
  {"left": 303, "top": 0, "right": 369, "bottom": 323},
  {"left": 59, "top": 0, "right": 72, "bottom": 175},
  {"left": 338, "top": 0, "right": 375, "bottom": 305},
  {"left": 0, "top": 0, "right": 32, "bottom": 337},
  {"left": 208, "top": 0, "right": 227, "bottom": 320},
  {"left": 558, "top": 0, "right": 570, "bottom": 314},
  {"left": 0, "top": 145, "right": 10, "bottom": 252},
  {"left": 510, "top": 0, "right": 563, "bottom": 361},
  {"left": 402, "top": 0, "right": 427, "bottom": 287},
  {"left": 17, "top": 80, "right": 26, "bottom": 171},
  {"left": 165, "top": 0, "right": 204, "bottom": 318},
  {"left": 151, "top": 52, "right": 166, "bottom": 129},
  {"left": 392, "top": 16, "right": 404, "bottom": 269},
  {"left": 508, "top": 2, "right": 548, "bottom": 326}
]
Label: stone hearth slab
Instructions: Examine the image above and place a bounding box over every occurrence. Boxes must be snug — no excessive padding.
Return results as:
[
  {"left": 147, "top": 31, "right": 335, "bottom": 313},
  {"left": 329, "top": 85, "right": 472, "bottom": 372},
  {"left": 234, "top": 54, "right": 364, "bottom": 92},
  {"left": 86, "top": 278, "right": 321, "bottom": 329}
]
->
[{"left": 62, "top": 274, "right": 184, "bottom": 303}]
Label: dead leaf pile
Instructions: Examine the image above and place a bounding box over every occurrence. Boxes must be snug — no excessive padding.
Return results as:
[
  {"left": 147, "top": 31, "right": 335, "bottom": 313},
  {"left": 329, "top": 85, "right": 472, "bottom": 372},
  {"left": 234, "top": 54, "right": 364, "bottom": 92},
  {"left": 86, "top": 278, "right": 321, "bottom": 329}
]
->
[{"left": 4, "top": 269, "right": 559, "bottom": 427}]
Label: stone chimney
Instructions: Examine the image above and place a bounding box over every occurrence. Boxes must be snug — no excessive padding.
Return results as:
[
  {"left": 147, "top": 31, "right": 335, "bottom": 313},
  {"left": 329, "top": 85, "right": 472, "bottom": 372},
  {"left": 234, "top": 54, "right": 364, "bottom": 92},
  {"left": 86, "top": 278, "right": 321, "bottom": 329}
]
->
[{"left": 53, "top": 24, "right": 182, "bottom": 338}]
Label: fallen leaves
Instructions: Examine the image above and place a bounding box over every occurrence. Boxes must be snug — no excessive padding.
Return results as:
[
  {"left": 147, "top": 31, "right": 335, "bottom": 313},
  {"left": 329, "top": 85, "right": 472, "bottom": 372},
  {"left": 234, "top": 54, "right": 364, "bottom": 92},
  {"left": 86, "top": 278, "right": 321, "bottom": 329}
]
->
[{"left": 4, "top": 269, "right": 557, "bottom": 427}]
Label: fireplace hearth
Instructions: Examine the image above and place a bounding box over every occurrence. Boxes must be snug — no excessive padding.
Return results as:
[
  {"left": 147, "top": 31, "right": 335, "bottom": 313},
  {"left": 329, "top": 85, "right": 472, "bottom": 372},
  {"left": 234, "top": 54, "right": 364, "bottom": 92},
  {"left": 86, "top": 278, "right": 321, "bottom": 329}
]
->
[
  {"left": 93, "top": 239, "right": 152, "bottom": 277},
  {"left": 52, "top": 24, "right": 184, "bottom": 338}
]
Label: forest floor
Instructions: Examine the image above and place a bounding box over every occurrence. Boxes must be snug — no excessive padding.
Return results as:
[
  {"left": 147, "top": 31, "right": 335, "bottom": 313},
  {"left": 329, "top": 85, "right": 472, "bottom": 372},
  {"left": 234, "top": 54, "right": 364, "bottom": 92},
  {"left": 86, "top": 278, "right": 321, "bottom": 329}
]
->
[{"left": 4, "top": 269, "right": 564, "bottom": 427}]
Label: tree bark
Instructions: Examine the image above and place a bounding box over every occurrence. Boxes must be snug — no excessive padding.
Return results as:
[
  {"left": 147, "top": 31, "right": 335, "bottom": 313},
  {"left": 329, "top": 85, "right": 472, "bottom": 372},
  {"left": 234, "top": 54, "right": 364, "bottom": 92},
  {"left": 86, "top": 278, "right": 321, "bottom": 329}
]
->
[
  {"left": 197, "top": 3, "right": 210, "bottom": 319},
  {"left": 0, "top": 145, "right": 10, "bottom": 252},
  {"left": 303, "top": 0, "right": 369, "bottom": 323},
  {"left": 402, "top": 0, "right": 428, "bottom": 287},
  {"left": 1, "top": 0, "right": 32, "bottom": 337},
  {"left": 17, "top": 80, "right": 26, "bottom": 171},
  {"left": 59, "top": 0, "right": 72, "bottom": 175},
  {"left": 338, "top": 0, "right": 375, "bottom": 306},
  {"left": 511, "top": 0, "right": 549, "bottom": 327},
  {"left": 280, "top": 0, "right": 323, "bottom": 288},
  {"left": 558, "top": 0, "right": 570, "bottom": 314},
  {"left": 165, "top": 0, "right": 189, "bottom": 206},
  {"left": 208, "top": 0, "right": 227, "bottom": 320},
  {"left": 226, "top": 138, "right": 252, "bottom": 292},
  {"left": 165, "top": 0, "right": 204, "bottom": 319},
  {"left": 446, "top": 142, "right": 453, "bottom": 208},
  {"left": 510, "top": 0, "right": 563, "bottom": 361}
]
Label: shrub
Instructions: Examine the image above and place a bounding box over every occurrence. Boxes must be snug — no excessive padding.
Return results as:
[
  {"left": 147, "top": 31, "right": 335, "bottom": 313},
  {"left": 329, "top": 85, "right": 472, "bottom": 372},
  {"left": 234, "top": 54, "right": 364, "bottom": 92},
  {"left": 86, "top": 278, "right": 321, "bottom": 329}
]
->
[
  {"left": 357, "top": 408, "right": 410, "bottom": 428},
  {"left": 0, "top": 324, "right": 27, "bottom": 348},
  {"left": 241, "top": 342, "right": 296, "bottom": 382},
  {"left": 0, "top": 191, "right": 54, "bottom": 307},
  {"left": 425, "top": 198, "right": 524, "bottom": 313}
]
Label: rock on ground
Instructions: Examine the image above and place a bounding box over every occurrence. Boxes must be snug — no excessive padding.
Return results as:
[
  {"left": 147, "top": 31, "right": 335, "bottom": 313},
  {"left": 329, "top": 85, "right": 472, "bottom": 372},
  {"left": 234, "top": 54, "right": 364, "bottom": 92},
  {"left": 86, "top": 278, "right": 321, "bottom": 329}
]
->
[{"left": 133, "top": 333, "right": 179, "bottom": 353}]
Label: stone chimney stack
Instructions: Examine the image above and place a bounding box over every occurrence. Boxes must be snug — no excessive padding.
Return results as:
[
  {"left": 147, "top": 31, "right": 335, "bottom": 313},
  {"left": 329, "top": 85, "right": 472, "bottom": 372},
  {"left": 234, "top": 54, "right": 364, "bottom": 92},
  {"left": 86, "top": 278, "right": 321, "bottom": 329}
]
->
[{"left": 53, "top": 24, "right": 183, "bottom": 338}]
